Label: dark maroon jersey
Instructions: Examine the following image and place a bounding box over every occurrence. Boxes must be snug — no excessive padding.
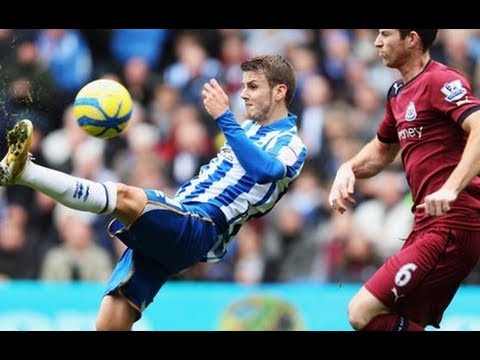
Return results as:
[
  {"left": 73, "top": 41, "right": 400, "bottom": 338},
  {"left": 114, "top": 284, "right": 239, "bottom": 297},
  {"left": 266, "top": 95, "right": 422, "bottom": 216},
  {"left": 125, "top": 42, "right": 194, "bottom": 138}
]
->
[{"left": 377, "top": 60, "right": 480, "bottom": 231}]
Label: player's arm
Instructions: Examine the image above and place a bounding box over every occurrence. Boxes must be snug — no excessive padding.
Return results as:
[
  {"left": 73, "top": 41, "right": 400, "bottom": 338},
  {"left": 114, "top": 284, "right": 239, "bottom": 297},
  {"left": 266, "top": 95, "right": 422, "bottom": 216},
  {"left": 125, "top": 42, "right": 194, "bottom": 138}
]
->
[
  {"left": 347, "top": 136, "right": 400, "bottom": 179},
  {"left": 329, "top": 136, "right": 400, "bottom": 214},
  {"left": 202, "top": 79, "right": 285, "bottom": 184},
  {"left": 418, "top": 110, "right": 480, "bottom": 216},
  {"left": 445, "top": 111, "right": 480, "bottom": 190},
  {"left": 416, "top": 71, "right": 480, "bottom": 216},
  {"left": 215, "top": 109, "right": 286, "bottom": 183}
]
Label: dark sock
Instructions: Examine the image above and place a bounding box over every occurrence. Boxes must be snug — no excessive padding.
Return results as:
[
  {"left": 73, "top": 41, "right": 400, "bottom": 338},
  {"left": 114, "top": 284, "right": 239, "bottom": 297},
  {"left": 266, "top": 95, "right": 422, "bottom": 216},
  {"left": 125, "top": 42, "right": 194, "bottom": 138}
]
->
[{"left": 362, "top": 314, "right": 424, "bottom": 331}]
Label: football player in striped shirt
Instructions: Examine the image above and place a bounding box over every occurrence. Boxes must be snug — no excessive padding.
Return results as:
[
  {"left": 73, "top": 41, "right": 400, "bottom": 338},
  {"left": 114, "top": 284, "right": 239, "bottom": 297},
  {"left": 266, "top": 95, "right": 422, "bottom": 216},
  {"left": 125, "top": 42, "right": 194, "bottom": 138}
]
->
[{"left": 0, "top": 54, "right": 307, "bottom": 330}]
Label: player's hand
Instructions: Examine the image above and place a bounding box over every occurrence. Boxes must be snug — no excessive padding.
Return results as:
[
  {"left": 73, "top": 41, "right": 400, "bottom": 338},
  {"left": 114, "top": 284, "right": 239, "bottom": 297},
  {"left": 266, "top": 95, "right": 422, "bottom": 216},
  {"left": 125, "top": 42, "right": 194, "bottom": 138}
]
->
[
  {"left": 328, "top": 163, "right": 356, "bottom": 214},
  {"left": 202, "top": 79, "right": 230, "bottom": 119},
  {"left": 416, "top": 188, "right": 458, "bottom": 216}
]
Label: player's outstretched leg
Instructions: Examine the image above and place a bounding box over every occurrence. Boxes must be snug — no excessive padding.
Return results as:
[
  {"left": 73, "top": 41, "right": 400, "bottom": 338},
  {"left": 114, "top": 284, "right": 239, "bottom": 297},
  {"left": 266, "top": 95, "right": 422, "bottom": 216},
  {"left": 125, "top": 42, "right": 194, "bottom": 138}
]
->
[
  {"left": 0, "top": 119, "right": 33, "bottom": 185},
  {"left": 0, "top": 119, "right": 117, "bottom": 215}
]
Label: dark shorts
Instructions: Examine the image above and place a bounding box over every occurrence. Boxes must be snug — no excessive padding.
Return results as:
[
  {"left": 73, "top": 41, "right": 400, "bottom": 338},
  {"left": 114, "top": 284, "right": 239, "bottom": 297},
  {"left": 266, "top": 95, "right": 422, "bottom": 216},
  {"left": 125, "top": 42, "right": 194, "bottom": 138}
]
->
[
  {"left": 103, "top": 189, "right": 220, "bottom": 318},
  {"left": 365, "top": 227, "right": 480, "bottom": 328}
]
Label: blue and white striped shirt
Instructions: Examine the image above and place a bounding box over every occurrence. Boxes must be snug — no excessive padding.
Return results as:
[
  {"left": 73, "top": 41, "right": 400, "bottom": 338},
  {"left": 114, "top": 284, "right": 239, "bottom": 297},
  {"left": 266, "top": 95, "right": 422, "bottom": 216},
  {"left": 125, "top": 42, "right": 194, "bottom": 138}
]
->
[{"left": 175, "top": 110, "right": 307, "bottom": 261}]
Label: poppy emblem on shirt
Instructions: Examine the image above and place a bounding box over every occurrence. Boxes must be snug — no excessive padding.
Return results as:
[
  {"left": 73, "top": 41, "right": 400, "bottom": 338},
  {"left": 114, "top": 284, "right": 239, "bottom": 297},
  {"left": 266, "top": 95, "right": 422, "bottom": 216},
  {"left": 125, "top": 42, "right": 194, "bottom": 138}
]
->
[
  {"left": 405, "top": 102, "right": 417, "bottom": 121},
  {"left": 441, "top": 79, "right": 467, "bottom": 102}
]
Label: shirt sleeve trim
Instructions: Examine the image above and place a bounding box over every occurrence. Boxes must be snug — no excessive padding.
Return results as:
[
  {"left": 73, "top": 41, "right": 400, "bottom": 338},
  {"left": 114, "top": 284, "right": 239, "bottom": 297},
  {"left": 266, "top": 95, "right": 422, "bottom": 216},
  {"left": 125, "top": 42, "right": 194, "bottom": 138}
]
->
[
  {"left": 458, "top": 105, "right": 480, "bottom": 126},
  {"left": 377, "top": 133, "right": 398, "bottom": 144}
]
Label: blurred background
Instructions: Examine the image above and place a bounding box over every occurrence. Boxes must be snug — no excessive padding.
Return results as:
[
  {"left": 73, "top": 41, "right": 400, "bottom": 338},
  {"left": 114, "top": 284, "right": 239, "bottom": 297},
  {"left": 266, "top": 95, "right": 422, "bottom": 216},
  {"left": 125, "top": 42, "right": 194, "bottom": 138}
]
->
[{"left": 0, "top": 29, "right": 480, "bottom": 330}]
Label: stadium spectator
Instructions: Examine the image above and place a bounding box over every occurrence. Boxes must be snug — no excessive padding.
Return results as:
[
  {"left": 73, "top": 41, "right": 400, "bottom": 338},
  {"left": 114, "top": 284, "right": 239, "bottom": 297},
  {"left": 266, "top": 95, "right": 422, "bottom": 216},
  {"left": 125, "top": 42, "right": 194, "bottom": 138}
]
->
[
  {"left": 147, "top": 83, "right": 180, "bottom": 142},
  {"left": 40, "top": 204, "right": 112, "bottom": 282},
  {"left": 0, "top": 30, "right": 57, "bottom": 133},
  {"left": 163, "top": 31, "right": 224, "bottom": 113},
  {"left": 0, "top": 204, "right": 39, "bottom": 279},
  {"left": 36, "top": 29, "right": 93, "bottom": 114},
  {"left": 329, "top": 29, "right": 480, "bottom": 331},
  {"left": 352, "top": 170, "right": 412, "bottom": 261},
  {"left": 121, "top": 57, "right": 154, "bottom": 106},
  {"left": 109, "top": 29, "right": 171, "bottom": 70}
]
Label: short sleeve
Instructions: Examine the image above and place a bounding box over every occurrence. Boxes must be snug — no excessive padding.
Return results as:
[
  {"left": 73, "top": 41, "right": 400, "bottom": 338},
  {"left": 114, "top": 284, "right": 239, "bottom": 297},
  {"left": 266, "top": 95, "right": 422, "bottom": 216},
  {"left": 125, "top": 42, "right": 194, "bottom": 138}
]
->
[
  {"left": 377, "top": 102, "right": 399, "bottom": 143},
  {"left": 427, "top": 69, "right": 480, "bottom": 125},
  {"left": 268, "top": 134, "right": 307, "bottom": 178}
]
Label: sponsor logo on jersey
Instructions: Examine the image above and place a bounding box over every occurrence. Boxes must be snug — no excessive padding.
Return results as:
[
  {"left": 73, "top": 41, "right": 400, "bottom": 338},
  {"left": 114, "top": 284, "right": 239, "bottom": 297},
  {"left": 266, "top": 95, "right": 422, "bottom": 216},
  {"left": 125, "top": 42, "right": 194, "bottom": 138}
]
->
[
  {"left": 219, "top": 146, "right": 235, "bottom": 162},
  {"left": 441, "top": 79, "right": 467, "bottom": 102},
  {"left": 393, "top": 82, "right": 404, "bottom": 95},
  {"left": 456, "top": 96, "right": 473, "bottom": 106},
  {"left": 398, "top": 126, "right": 423, "bottom": 140},
  {"left": 391, "top": 287, "right": 405, "bottom": 303},
  {"left": 405, "top": 102, "right": 417, "bottom": 121}
]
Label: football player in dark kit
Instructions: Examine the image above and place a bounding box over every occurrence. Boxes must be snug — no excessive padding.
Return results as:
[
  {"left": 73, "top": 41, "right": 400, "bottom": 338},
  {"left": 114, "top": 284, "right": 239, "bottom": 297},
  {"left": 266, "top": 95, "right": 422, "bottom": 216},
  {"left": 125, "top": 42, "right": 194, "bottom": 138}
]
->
[{"left": 329, "top": 29, "right": 480, "bottom": 330}]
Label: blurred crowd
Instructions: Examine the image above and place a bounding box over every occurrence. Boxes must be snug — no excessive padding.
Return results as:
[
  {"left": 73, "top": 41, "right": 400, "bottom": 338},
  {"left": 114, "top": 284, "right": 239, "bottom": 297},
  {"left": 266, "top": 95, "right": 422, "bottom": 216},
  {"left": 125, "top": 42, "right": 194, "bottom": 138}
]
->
[{"left": 1, "top": 29, "right": 480, "bottom": 285}]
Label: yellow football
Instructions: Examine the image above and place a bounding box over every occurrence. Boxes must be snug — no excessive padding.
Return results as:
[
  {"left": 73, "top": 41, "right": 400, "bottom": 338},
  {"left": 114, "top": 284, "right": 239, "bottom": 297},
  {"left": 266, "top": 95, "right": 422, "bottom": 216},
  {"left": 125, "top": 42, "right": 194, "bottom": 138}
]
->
[{"left": 73, "top": 79, "right": 132, "bottom": 139}]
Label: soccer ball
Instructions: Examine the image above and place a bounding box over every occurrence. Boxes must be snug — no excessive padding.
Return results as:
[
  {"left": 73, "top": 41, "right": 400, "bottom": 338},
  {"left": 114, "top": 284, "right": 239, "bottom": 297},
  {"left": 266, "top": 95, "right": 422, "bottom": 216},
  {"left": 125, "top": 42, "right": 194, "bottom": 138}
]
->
[{"left": 73, "top": 79, "right": 132, "bottom": 139}]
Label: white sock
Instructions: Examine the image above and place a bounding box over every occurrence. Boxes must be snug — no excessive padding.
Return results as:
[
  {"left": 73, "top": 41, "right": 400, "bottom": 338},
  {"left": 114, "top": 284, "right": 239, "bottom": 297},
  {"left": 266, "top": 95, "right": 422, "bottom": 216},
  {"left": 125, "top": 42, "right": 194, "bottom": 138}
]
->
[{"left": 16, "top": 160, "right": 117, "bottom": 215}]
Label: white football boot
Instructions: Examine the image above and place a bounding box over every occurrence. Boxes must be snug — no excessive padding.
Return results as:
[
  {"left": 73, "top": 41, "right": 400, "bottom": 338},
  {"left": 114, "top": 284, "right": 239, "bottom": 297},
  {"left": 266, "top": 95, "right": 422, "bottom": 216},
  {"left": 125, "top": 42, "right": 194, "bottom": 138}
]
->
[{"left": 0, "top": 119, "right": 33, "bottom": 185}]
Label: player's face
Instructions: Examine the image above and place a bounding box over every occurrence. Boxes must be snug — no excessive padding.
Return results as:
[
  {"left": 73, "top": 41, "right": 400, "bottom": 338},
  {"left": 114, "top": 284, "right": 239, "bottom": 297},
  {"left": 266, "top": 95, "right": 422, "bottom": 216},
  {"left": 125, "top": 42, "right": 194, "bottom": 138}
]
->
[
  {"left": 375, "top": 29, "right": 409, "bottom": 68},
  {"left": 240, "top": 71, "right": 275, "bottom": 122}
]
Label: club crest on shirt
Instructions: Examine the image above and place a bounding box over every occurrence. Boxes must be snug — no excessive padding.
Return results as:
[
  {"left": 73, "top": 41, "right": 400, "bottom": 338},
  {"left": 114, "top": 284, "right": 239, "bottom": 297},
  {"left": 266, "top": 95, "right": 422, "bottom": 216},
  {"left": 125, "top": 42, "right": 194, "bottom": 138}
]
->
[
  {"left": 441, "top": 79, "right": 467, "bottom": 102},
  {"left": 405, "top": 101, "right": 417, "bottom": 121}
]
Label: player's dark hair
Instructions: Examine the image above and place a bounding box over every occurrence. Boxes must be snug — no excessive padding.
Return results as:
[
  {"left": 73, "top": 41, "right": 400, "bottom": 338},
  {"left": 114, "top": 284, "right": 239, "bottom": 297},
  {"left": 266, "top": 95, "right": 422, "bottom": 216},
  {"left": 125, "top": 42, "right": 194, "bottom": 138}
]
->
[
  {"left": 241, "top": 54, "right": 296, "bottom": 107},
  {"left": 399, "top": 29, "right": 438, "bottom": 52}
]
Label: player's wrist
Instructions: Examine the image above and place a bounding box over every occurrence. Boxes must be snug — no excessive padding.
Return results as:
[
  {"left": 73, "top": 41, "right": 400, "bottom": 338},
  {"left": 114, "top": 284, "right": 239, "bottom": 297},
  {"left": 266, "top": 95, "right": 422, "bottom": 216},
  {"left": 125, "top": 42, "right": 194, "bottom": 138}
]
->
[
  {"left": 341, "top": 162, "right": 354, "bottom": 172},
  {"left": 214, "top": 109, "right": 232, "bottom": 121}
]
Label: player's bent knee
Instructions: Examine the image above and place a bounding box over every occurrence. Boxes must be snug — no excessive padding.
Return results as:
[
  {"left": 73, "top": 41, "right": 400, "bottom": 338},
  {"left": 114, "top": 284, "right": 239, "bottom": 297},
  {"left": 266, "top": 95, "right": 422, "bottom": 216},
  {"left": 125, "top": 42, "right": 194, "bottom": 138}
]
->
[
  {"left": 96, "top": 294, "right": 136, "bottom": 331},
  {"left": 96, "top": 316, "right": 117, "bottom": 331},
  {"left": 348, "top": 287, "right": 390, "bottom": 330},
  {"left": 114, "top": 183, "right": 147, "bottom": 226},
  {"left": 96, "top": 316, "right": 132, "bottom": 331},
  {"left": 116, "top": 183, "right": 142, "bottom": 202},
  {"left": 347, "top": 297, "right": 370, "bottom": 330}
]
